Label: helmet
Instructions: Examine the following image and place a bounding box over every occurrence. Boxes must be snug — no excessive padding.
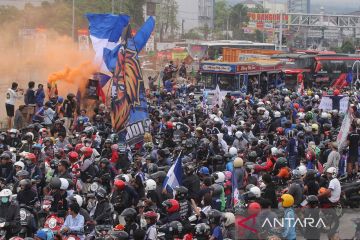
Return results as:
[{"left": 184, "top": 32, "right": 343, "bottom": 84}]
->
[
  {"left": 0, "top": 188, "right": 12, "bottom": 197},
  {"left": 271, "top": 147, "right": 278, "bottom": 156},
  {"left": 145, "top": 179, "right": 157, "bottom": 191},
  {"left": 274, "top": 111, "right": 281, "bottom": 118},
  {"left": 222, "top": 212, "right": 235, "bottom": 227},
  {"left": 318, "top": 187, "right": 327, "bottom": 194},
  {"left": 25, "top": 153, "right": 37, "bottom": 163},
  {"left": 114, "top": 179, "right": 126, "bottom": 190},
  {"left": 311, "top": 123, "right": 319, "bottom": 132},
  {"left": 276, "top": 127, "right": 284, "bottom": 135},
  {"left": 75, "top": 143, "right": 84, "bottom": 153},
  {"left": 174, "top": 186, "right": 188, "bottom": 200},
  {"left": 306, "top": 195, "right": 319, "bottom": 205},
  {"left": 144, "top": 211, "right": 158, "bottom": 223},
  {"left": 19, "top": 179, "right": 31, "bottom": 189},
  {"left": 199, "top": 166, "right": 210, "bottom": 175},
  {"left": 32, "top": 143, "right": 42, "bottom": 150},
  {"left": 229, "top": 147, "right": 237, "bottom": 156},
  {"left": 249, "top": 186, "right": 261, "bottom": 198},
  {"left": 38, "top": 128, "right": 48, "bottom": 134},
  {"left": 326, "top": 167, "right": 338, "bottom": 178},
  {"left": 100, "top": 158, "right": 110, "bottom": 165},
  {"left": 120, "top": 208, "right": 137, "bottom": 223},
  {"left": 95, "top": 187, "right": 107, "bottom": 198},
  {"left": 248, "top": 202, "right": 261, "bottom": 212},
  {"left": 280, "top": 193, "right": 294, "bottom": 208},
  {"left": 14, "top": 161, "right": 25, "bottom": 170},
  {"left": 297, "top": 165, "right": 307, "bottom": 176},
  {"left": 0, "top": 152, "right": 11, "bottom": 159},
  {"left": 194, "top": 223, "right": 211, "bottom": 237},
  {"left": 208, "top": 209, "right": 222, "bottom": 224},
  {"left": 108, "top": 230, "right": 129, "bottom": 240},
  {"left": 224, "top": 171, "right": 232, "bottom": 180},
  {"left": 80, "top": 147, "right": 93, "bottom": 158},
  {"left": 276, "top": 157, "right": 287, "bottom": 168},
  {"left": 25, "top": 132, "right": 34, "bottom": 142},
  {"left": 109, "top": 133, "right": 119, "bottom": 144},
  {"left": 59, "top": 178, "right": 69, "bottom": 190},
  {"left": 292, "top": 169, "right": 302, "bottom": 180},
  {"left": 115, "top": 174, "right": 130, "bottom": 183},
  {"left": 147, "top": 163, "right": 158, "bottom": 174},
  {"left": 104, "top": 139, "right": 112, "bottom": 145},
  {"left": 16, "top": 170, "right": 29, "bottom": 178},
  {"left": 212, "top": 172, "right": 225, "bottom": 183},
  {"left": 166, "top": 221, "right": 183, "bottom": 235},
  {"left": 68, "top": 151, "right": 79, "bottom": 163},
  {"left": 162, "top": 199, "right": 180, "bottom": 214},
  {"left": 233, "top": 157, "right": 243, "bottom": 168},
  {"left": 71, "top": 194, "right": 84, "bottom": 207},
  {"left": 297, "top": 112, "right": 305, "bottom": 120},
  {"left": 211, "top": 184, "right": 223, "bottom": 196},
  {"left": 235, "top": 131, "right": 243, "bottom": 139}
]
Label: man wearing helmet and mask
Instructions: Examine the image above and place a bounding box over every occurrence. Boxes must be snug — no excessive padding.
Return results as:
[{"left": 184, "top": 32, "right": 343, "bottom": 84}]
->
[
  {"left": 0, "top": 188, "right": 20, "bottom": 238},
  {"left": 0, "top": 152, "right": 14, "bottom": 184},
  {"left": 92, "top": 187, "right": 112, "bottom": 225},
  {"left": 318, "top": 167, "right": 341, "bottom": 205}
]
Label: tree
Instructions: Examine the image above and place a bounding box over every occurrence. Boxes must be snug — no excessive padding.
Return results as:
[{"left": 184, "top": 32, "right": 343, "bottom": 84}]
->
[
  {"left": 122, "top": 0, "right": 145, "bottom": 28},
  {"left": 156, "top": 0, "right": 179, "bottom": 41},
  {"left": 183, "top": 29, "right": 202, "bottom": 40},
  {"left": 341, "top": 40, "right": 355, "bottom": 53},
  {"left": 214, "top": 0, "right": 229, "bottom": 31},
  {"left": 228, "top": 3, "right": 248, "bottom": 40}
]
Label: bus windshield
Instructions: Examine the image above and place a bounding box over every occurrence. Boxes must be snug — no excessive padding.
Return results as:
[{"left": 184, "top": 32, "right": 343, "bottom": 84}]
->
[
  {"left": 201, "top": 73, "right": 240, "bottom": 91},
  {"left": 285, "top": 58, "right": 314, "bottom": 69},
  {"left": 318, "top": 60, "right": 351, "bottom": 79}
]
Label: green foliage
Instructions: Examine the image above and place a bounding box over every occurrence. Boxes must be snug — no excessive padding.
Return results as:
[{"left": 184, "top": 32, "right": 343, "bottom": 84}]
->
[
  {"left": 183, "top": 29, "right": 202, "bottom": 40},
  {"left": 156, "top": 0, "right": 179, "bottom": 41},
  {"left": 214, "top": 0, "right": 229, "bottom": 31},
  {"left": 341, "top": 40, "right": 355, "bottom": 54}
]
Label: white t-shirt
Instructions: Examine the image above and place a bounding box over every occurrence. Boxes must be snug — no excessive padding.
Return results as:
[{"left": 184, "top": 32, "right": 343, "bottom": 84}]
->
[
  {"left": 6, "top": 88, "right": 21, "bottom": 105},
  {"left": 43, "top": 108, "right": 55, "bottom": 125},
  {"left": 145, "top": 225, "right": 157, "bottom": 240},
  {"left": 328, "top": 178, "right": 341, "bottom": 203}
]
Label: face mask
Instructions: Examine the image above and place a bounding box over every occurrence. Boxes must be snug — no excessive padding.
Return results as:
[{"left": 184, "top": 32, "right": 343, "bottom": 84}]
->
[
  {"left": 85, "top": 143, "right": 91, "bottom": 147},
  {"left": 1, "top": 197, "right": 9, "bottom": 204},
  {"left": 10, "top": 134, "right": 15, "bottom": 138}
]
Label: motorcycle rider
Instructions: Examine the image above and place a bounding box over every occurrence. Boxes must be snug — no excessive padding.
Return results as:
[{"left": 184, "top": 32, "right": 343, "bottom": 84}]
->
[
  {"left": 318, "top": 167, "right": 341, "bottom": 205},
  {"left": 92, "top": 187, "right": 112, "bottom": 225},
  {"left": 60, "top": 202, "right": 85, "bottom": 240},
  {"left": 144, "top": 211, "right": 158, "bottom": 240},
  {"left": 183, "top": 163, "right": 200, "bottom": 201},
  {"left": 0, "top": 188, "right": 20, "bottom": 238},
  {"left": 120, "top": 208, "right": 140, "bottom": 239},
  {"left": 0, "top": 152, "right": 13, "bottom": 184},
  {"left": 16, "top": 179, "right": 37, "bottom": 206},
  {"left": 208, "top": 209, "right": 223, "bottom": 240}
]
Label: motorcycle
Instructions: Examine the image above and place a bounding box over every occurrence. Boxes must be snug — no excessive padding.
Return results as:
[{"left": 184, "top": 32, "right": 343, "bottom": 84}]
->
[
  {"left": 44, "top": 214, "right": 64, "bottom": 234},
  {"left": 94, "top": 225, "right": 112, "bottom": 239},
  {"left": 19, "top": 204, "right": 36, "bottom": 237},
  {"left": 341, "top": 180, "right": 360, "bottom": 208},
  {"left": 0, "top": 218, "right": 6, "bottom": 240}
]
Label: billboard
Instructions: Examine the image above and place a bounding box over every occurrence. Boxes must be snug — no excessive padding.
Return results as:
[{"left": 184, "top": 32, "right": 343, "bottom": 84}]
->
[{"left": 248, "top": 12, "right": 289, "bottom": 22}]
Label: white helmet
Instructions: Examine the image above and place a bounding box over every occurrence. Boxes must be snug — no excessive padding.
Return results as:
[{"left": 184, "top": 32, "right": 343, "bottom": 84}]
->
[
  {"left": 145, "top": 179, "right": 157, "bottom": 191},
  {"left": 258, "top": 101, "right": 264, "bottom": 106},
  {"left": 274, "top": 111, "right": 281, "bottom": 118},
  {"left": 14, "top": 161, "right": 25, "bottom": 170},
  {"left": 213, "top": 172, "right": 226, "bottom": 183},
  {"left": 284, "top": 96, "right": 291, "bottom": 102},
  {"left": 297, "top": 165, "right": 307, "bottom": 176},
  {"left": 72, "top": 194, "right": 83, "bottom": 207},
  {"left": 326, "top": 167, "right": 338, "bottom": 178},
  {"left": 209, "top": 114, "right": 216, "bottom": 120},
  {"left": 321, "top": 112, "right": 328, "bottom": 119},
  {"left": 0, "top": 188, "right": 12, "bottom": 197},
  {"left": 249, "top": 186, "right": 261, "bottom": 198},
  {"left": 271, "top": 147, "right": 278, "bottom": 156},
  {"left": 222, "top": 212, "right": 235, "bottom": 227},
  {"left": 297, "top": 112, "right": 305, "bottom": 120},
  {"left": 314, "top": 95, "right": 320, "bottom": 100},
  {"left": 214, "top": 117, "right": 220, "bottom": 122},
  {"left": 59, "top": 178, "right": 69, "bottom": 190},
  {"left": 235, "top": 131, "right": 243, "bottom": 139},
  {"left": 229, "top": 147, "right": 237, "bottom": 156}
]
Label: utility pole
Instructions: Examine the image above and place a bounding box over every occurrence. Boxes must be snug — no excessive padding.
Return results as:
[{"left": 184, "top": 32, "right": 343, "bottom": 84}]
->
[
  {"left": 181, "top": 19, "right": 185, "bottom": 38},
  {"left": 72, "top": 0, "right": 75, "bottom": 40},
  {"left": 279, "top": 11, "right": 283, "bottom": 50},
  {"left": 112, "top": 0, "right": 114, "bottom": 14},
  {"left": 226, "top": 15, "right": 229, "bottom": 40}
]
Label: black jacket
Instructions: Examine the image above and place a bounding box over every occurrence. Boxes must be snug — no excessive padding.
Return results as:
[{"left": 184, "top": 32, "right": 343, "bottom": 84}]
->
[
  {"left": 93, "top": 199, "right": 112, "bottom": 225},
  {"left": 17, "top": 189, "right": 37, "bottom": 206},
  {"left": 262, "top": 183, "right": 278, "bottom": 208},
  {"left": 183, "top": 174, "right": 200, "bottom": 201},
  {"left": 0, "top": 202, "right": 20, "bottom": 236}
]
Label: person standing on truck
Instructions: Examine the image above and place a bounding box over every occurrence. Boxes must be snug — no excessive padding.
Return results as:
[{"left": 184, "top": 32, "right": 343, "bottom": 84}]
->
[{"left": 5, "top": 82, "right": 23, "bottom": 129}]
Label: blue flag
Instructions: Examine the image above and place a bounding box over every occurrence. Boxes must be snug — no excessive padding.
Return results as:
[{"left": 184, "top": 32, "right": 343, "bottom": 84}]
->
[{"left": 163, "top": 154, "right": 183, "bottom": 192}]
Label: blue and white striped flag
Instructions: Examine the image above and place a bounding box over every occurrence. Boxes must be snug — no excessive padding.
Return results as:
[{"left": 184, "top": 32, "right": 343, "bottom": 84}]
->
[{"left": 163, "top": 153, "right": 183, "bottom": 192}]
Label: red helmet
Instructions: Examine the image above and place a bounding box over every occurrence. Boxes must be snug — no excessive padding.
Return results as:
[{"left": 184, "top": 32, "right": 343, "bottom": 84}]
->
[
  {"left": 144, "top": 211, "right": 158, "bottom": 219},
  {"left": 334, "top": 89, "right": 340, "bottom": 96},
  {"left": 293, "top": 103, "right": 300, "bottom": 109},
  {"left": 276, "top": 127, "right": 284, "bottom": 135},
  {"left": 68, "top": 151, "right": 79, "bottom": 163},
  {"left": 80, "top": 147, "right": 93, "bottom": 158},
  {"left": 162, "top": 199, "right": 180, "bottom": 214},
  {"left": 26, "top": 153, "right": 37, "bottom": 163},
  {"left": 248, "top": 202, "right": 261, "bottom": 215},
  {"left": 166, "top": 121, "right": 173, "bottom": 129},
  {"left": 114, "top": 179, "right": 125, "bottom": 190},
  {"left": 75, "top": 143, "right": 84, "bottom": 153}
]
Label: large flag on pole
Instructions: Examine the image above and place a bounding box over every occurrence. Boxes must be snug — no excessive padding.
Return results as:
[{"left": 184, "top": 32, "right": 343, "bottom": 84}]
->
[
  {"left": 111, "top": 17, "right": 155, "bottom": 145},
  {"left": 87, "top": 14, "right": 130, "bottom": 102}
]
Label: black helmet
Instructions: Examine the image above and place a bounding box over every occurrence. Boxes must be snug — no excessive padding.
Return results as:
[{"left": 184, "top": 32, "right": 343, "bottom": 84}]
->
[
  {"left": 174, "top": 186, "right": 188, "bottom": 200},
  {"left": 49, "top": 177, "right": 61, "bottom": 189},
  {"left": 208, "top": 209, "right": 222, "bottom": 224},
  {"left": 194, "top": 223, "right": 211, "bottom": 237},
  {"left": 184, "top": 163, "right": 195, "bottom": 175},
  {"left": 109, "top": 133, "right": 119, "bottom": 144},
  {"left": 306, "top": 195, "right": 319, "bottom": 205},
  {"left": 104, "top": 139, "right": 112, "bottom": 145},
  {"left": 120, "top": 208, "right": 137, "bottom": 223},
  {"left": 161, "top": 221, "right": 183, "bottom": 235},
  {"left": 100, "top": 158, "right": 110, "bottom": 165},
  {"left": 95, "top": 187, "right": 107, "bottom": 198},
  {"left": 211, "top": 184, "right": 223, "bottom": 196},
  {"left": 147, "top": 163, "right": 158, "bottom": 175},
  {"left": 276, "top": 157, "right": 287, "bottom": 168}
]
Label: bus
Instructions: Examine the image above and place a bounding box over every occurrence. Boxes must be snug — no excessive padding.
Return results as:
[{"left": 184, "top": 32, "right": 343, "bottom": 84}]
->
[
  {"left": 199, "top": 59, "right": 283, "bottom": 101},
  {"left": 190, "top": 40, "right": 276, "bottom": 60}
]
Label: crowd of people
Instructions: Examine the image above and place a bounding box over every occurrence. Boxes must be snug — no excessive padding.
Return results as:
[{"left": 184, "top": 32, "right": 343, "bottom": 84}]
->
[{"left": 0, "top": 61, "right": 358, "bottom": 240}]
